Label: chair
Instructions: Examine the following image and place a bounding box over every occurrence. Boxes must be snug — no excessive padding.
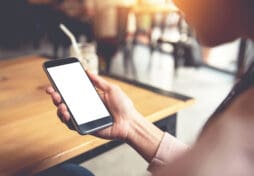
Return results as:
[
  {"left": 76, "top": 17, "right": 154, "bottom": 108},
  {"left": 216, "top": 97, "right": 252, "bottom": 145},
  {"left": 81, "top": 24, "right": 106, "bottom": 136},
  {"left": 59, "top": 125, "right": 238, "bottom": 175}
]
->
[
  {"left": 96, "top": 6, "right": 137, "bottom": 76},
  {"left": 148, "top": 12, "right": 201, "bottom": 74}
]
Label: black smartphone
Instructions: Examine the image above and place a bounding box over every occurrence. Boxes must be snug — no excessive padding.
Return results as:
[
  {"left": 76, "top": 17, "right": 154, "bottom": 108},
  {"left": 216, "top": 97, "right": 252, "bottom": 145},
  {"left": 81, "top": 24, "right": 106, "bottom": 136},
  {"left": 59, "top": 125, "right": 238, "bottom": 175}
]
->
[{"left": 43, "top": 57, "right": 113, "bottom": 135}]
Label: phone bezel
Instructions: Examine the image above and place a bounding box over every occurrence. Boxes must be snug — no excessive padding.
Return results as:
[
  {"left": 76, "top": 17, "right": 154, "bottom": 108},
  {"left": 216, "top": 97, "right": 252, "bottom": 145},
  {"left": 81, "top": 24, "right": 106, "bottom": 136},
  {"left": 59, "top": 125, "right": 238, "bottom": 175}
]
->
[{"left": 43, "top": 57, "right": 113, "bottom": 135}]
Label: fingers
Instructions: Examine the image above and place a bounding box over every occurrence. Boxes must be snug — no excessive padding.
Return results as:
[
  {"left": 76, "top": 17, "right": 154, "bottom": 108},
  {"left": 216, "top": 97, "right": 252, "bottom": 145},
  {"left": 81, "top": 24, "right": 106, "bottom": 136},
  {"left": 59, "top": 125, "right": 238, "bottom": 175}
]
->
[
  {"left": 57, "top": 103, "right": 71, "bottom": 122},
  {"left": 51, "top": 92, "right": 62, "bottom": 106},
  {"left": 45, "top": 86, "right": 62, "bottom": 106},
  {"left": 86, "top": 71, "right": 111, "bottom": 92},
  {"left": 46, "top": 86, "right": 55, "bottom": 94},
  {"left": 46, "top": 87, "right": 71, "bottom": 126}
]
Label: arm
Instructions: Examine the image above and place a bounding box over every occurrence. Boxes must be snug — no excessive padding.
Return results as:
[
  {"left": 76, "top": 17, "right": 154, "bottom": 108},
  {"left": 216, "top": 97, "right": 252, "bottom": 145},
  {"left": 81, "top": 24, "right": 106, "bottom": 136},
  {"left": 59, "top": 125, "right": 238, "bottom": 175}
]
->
[
  {"left": 46, "top": 71, "right": 187, "bottom": 164},
  {"left": 126, "top": 111, "right": 187, "bottom": 164},
  {"left": 126, "top": 111, "right": 164, "bottom": 162}
]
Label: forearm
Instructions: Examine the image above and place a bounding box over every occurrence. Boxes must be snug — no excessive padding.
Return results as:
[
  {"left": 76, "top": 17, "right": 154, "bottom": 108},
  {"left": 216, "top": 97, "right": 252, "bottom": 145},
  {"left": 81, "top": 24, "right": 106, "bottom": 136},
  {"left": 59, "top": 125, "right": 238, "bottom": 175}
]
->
[{"left": 126, "top": 111, "right": 164, "bottom": 162}]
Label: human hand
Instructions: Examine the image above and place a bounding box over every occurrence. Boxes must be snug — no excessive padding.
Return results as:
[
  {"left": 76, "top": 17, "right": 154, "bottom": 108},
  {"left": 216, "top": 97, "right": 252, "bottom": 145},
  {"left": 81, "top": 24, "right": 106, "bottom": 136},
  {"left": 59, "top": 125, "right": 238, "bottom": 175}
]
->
[{"left": 46, "top": 71, "right": 140, "bottom": 141}]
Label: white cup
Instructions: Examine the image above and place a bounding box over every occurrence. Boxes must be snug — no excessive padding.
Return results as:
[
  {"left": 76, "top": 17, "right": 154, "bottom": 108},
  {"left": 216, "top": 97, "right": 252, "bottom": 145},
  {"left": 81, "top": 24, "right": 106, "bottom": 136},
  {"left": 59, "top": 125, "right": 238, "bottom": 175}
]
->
[{"left": 69, "top": 42, "right": 99, "bottom": 74}]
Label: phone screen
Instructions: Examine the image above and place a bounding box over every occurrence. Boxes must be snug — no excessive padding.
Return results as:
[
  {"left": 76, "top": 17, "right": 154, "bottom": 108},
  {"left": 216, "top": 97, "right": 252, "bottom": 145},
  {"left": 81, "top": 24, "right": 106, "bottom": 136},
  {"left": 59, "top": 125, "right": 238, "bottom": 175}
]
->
[{"left": 47, "top": 62, "right": 110, "bottom": 125}]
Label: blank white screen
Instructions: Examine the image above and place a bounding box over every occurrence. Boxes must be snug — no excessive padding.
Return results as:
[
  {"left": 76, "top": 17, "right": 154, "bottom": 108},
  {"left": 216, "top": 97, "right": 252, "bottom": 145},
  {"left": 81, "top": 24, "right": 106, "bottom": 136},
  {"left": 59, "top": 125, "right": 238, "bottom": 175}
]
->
[{"left": 48, "top": 62, "right": 110, "bottom": 125}]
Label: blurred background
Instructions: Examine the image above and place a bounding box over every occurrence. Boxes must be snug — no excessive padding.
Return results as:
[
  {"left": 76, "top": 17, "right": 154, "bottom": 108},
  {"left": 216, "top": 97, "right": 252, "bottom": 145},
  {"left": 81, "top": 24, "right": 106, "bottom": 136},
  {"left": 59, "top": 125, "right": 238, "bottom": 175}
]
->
[
  {"left": 1, "top": 0, "right": 254, "bottom": 175},
  {"left": 1, "top": 0, "right": 253, "bottom": 76}
]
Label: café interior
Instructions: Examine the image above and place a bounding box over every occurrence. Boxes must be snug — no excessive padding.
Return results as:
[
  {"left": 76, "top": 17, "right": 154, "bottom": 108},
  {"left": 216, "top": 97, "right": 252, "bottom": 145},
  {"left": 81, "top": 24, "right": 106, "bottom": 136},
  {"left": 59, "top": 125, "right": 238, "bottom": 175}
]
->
[{"left": 1, "top": 0, "right": 254, "bottom": 175}]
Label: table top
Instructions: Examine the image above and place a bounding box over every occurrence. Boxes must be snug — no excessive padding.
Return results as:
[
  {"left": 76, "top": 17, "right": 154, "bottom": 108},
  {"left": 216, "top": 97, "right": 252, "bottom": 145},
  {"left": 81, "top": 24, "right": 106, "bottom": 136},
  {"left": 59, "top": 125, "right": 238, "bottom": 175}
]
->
[{"left": 0, "top": 56, "right": 194, "bottom": 175}]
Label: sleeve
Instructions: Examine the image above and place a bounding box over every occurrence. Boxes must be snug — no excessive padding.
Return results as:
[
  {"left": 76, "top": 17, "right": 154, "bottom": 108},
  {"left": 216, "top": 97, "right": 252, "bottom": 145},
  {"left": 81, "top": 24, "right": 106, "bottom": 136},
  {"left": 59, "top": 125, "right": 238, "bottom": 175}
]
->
[{"left": 147, "top": 132, "right": 189, "bottom": 173}]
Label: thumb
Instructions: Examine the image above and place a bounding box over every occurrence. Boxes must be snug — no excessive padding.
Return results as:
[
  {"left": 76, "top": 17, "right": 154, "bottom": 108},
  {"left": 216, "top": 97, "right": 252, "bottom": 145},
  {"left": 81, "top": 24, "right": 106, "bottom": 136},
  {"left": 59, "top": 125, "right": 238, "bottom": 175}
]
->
[{"left": 86, "top": 71, "right": 111, "bottom": 92}]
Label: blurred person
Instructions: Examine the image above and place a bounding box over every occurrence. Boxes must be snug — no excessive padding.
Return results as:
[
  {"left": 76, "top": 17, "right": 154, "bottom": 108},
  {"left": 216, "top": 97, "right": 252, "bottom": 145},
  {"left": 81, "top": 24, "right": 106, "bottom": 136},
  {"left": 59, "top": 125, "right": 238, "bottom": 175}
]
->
[{"left": 45, "top": 0, "right": 254, "bottom": 175}]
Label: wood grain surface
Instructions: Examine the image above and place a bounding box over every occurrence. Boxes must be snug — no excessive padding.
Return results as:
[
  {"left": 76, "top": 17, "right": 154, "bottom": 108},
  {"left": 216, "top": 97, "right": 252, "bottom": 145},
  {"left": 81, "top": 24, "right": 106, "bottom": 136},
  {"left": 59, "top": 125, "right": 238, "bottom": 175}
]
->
[{"left": 0, "top": 56, "right": 194, "bottom": 175}]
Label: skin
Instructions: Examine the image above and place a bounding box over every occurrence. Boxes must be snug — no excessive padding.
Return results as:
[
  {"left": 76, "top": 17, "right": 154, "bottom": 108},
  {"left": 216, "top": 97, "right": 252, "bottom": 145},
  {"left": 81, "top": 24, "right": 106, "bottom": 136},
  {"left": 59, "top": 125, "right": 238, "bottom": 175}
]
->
[
  {"left": 174, "top": 0, "right": 254, "bottom": 46},
  {"left": 155, "top": 87, "right": 254, "bottom": 175},
  {"left": 46, "top": 0, "right": 254, "bottom": 174},
  {"left": 46, "top": 71, "right": 164, "bottom": 162}
]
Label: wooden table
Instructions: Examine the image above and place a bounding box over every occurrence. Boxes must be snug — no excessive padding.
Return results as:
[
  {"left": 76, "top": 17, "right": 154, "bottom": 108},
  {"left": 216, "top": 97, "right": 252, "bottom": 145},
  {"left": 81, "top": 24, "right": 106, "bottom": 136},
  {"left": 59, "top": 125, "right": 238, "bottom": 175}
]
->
[{"left": 0, "top": 56, "right": 194, "bottom": 175}]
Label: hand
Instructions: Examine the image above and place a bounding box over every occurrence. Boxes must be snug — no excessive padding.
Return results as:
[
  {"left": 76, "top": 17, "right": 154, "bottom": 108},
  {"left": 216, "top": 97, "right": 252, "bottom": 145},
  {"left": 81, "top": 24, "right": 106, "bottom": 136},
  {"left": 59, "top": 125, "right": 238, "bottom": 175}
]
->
[
  {"left": 46, "top": 71, "right": 165, "bottom": 162},
  {"left": 46, "top": 71, "right": 140, "bottom": 141}
]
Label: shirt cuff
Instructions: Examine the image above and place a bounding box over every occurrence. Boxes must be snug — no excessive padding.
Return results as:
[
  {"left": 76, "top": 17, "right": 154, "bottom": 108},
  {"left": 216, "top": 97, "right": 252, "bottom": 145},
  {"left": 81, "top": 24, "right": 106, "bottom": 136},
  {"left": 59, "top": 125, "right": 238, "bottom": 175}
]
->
[{"left": 147, "top": 132, "right": 188, "bottom": 173}]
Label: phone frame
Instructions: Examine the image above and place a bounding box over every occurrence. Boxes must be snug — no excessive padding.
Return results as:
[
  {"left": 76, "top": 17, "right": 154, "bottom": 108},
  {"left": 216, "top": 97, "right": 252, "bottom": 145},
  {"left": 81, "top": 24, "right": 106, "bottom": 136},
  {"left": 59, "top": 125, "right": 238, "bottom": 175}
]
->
[{"left": 43, "top": 57, "right": 113, "bottom": 135}]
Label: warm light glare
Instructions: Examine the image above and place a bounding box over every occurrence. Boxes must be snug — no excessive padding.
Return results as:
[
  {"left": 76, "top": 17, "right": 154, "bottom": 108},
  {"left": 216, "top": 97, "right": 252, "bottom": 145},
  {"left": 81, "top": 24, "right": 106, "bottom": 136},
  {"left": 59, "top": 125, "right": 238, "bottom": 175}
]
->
[
  {"left": 168, "top": 0, "right": 179, "bottom": 11},
  {"left": 141, "top": 0, "right": 179, "bottom": 10},
  {"left": 145, "top": 0, "right": 166, "bottom": 4},
  {"left": 120, "top": 0, "right": 137, "bottom": 6}
]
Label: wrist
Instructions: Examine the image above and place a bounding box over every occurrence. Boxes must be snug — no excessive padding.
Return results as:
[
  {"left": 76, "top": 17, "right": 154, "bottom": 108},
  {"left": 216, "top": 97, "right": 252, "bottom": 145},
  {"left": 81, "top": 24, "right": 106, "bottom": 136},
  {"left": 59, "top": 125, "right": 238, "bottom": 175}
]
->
[{"left": 126, "top": 111, "right": 164, "bottom": 162}]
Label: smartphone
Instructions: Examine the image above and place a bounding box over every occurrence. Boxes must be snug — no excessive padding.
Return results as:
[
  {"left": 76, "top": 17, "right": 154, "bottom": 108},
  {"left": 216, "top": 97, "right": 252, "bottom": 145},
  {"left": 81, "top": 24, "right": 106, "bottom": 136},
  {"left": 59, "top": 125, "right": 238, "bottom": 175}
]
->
[{"left": 43, "top": 57, "right": 113, "bottom": 135}]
